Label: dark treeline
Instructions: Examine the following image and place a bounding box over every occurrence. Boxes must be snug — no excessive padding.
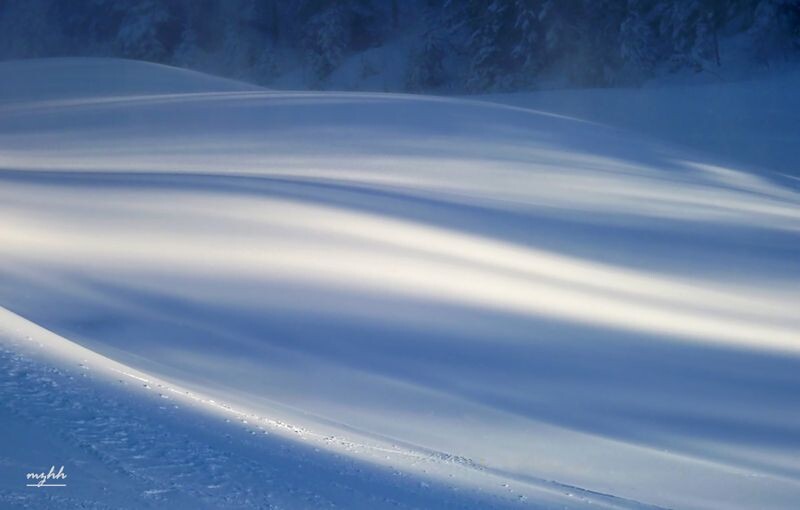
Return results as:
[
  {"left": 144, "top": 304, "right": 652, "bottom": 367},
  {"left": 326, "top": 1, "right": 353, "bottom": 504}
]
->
[{"left": 1, "top": 0, "right": 798, "bottom": 91}]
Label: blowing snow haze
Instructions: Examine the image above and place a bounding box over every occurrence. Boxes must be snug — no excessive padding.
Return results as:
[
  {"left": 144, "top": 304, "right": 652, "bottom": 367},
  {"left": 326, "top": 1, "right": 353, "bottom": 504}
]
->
[{"left": 1, "top": 2, "right": 799, "bottom": 510}]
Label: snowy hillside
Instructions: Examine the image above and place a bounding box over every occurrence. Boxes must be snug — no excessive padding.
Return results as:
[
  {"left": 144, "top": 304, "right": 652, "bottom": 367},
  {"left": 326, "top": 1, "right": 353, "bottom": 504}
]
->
[{"left": 1, "top": 58, "right": 799, "bottom": 509}]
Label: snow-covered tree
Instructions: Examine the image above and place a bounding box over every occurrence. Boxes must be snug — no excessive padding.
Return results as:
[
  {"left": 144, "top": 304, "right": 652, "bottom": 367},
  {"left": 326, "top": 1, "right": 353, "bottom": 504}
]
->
[
  {"left": 466, "top": 0, "right": 512, "bottom": 90},
  {"left": 115, "top": 0, "right": 175, "bottom": 61},
  {"left": 749, "top": 0, "right": 800, "bottom": 64},
  {"left": 511, "top": 0, "right": 542, "bottom": 82},
  {"left": 302, "top": 3, "right": 349, "bottom": 81},
  {"left": 406, "top": 29, "right": 447, "bottom": 91},
  {"left": 620, "top": 0, "right": 661, "bottom": 74}
]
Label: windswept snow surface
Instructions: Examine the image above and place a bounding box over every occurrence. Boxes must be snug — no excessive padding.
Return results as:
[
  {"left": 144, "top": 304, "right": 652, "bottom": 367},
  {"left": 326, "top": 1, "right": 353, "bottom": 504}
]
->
[{"left": 1, "top": 58, "right": 799, "bottom": 509}]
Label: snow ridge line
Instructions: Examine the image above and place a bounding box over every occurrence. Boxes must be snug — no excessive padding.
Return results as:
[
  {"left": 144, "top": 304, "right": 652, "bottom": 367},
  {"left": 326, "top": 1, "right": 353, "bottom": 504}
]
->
[
  {"left": 107, "top": 361, "right": 670, "bottom": 510},
  {"left": 1, "top": 340, "right": 525, "bottom": 509},
  {"left": 0, "top": 306, "right": 667, "bottom": 509}
]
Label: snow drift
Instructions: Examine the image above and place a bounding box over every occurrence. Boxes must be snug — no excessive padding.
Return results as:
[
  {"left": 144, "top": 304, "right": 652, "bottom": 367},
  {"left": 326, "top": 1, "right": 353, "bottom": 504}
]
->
[{"left": 1, "top": 58, "right": 799, "bottom": 509}]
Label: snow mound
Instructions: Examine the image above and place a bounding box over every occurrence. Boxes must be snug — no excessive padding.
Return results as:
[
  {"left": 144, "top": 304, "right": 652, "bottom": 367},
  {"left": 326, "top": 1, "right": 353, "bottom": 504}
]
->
[
  {"left": 0, "top": 58, "right": 259, "bottom": 104},
  {"left": 1, "top": 59, "right": 799, "bottom": 509}
]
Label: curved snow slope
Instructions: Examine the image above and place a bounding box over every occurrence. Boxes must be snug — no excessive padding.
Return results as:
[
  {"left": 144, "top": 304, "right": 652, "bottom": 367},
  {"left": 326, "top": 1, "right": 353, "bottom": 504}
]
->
[
  {"left": 1, "top": 59, "right": 799, "bottom": 509},
  {"left": 1, "top": 307, "right": 587, "bottom": 510}
]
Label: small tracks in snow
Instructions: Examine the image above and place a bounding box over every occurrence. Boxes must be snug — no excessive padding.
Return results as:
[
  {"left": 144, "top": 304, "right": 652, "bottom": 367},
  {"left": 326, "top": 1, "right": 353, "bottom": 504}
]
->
[{"left": 0, "top": 322, "right": 668, "bottom": 510}]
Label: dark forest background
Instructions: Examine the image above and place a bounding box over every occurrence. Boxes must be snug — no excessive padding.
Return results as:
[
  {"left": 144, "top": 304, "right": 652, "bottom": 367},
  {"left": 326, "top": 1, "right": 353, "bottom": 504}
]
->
[{"left": 1, "top": 0, "right": 798, "bottom": 92}]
